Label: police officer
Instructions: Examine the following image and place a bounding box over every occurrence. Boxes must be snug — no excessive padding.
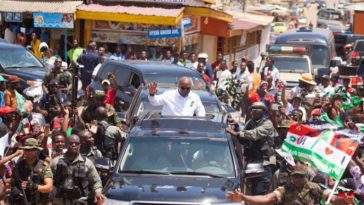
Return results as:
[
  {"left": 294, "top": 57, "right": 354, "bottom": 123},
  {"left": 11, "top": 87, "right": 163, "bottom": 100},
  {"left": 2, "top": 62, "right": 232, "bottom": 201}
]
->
[
  {"left": 10, "top": 138, "right": 53, "bottom": 205},
  {"left": 226, "top": 102, "right": 275, "bottom": 195},
  {"left": 42, "top": 57, "right": 72, "bottom": 94},
  {"left": 226, "top": 164, "right": 326, "bottom": 205},
  {"left": 50, "top": 134, "right": 105, "bottom": 205}
]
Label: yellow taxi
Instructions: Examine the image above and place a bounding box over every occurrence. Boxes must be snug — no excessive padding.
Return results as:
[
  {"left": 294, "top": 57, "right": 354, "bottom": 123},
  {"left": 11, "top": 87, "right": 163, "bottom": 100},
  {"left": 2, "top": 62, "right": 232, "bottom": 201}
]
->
[{"left": 271, "top": 22, "right": 288, "bottom": 33}]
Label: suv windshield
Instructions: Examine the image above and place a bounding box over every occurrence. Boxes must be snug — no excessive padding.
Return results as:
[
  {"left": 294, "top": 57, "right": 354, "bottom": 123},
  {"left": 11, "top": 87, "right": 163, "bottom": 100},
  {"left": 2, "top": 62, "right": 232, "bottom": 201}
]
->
[
  {"left": 0, "top": 46, "right": 43, "bottom": 68},
  {"left": 272, "top": 56, "right": 310, "bottom": 73},
  {"left": 144, "top": 74, "right": 207, "bottom": 90},
  {"left": 119, "top": 137, "right": 235, "bottom": 178},
  {"left": 311, "top": 45, "right": 329, "bottom": 67}
]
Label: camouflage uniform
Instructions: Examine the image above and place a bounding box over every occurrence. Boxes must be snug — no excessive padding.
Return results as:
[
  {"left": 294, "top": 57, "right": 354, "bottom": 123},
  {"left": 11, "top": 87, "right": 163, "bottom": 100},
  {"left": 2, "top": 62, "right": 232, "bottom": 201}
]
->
[
  {"left": 50, "top": 154, "right": 103, "bottom": 205},
  {"left": 10, "top": 138, "right": 53, "bottom": 205},
  {"left": 273, "top": 181, "right": 322, "bottom": 205},
  {"left": 43, "top": 69, "right": 72, "bottom": 89}
]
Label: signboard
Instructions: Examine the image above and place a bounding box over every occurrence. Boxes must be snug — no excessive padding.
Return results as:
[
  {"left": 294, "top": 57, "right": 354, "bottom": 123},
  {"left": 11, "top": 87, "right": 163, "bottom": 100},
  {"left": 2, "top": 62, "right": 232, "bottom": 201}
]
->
[
  {"left": 147, "top": 28, "right": 181, "bottom": 39},
  {"left": 92, "top": 31, "right": 147, "bottom": 44},
  {"left": 33, "top": 13, "right": 74, "bottom": 28},
  {"left": 4, "top": 12, "right": 22, "bottom": 22},
  {"left": 182, "top": 17, "right": 192, "bottom": 28}
]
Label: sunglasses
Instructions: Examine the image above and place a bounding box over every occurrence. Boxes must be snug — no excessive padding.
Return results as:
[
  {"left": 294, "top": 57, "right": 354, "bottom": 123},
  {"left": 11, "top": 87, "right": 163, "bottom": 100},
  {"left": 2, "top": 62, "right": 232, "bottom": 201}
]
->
[
  {"left": 180, "top": 87, "right": 191, "bottom": 91},
  {"left": 68, "top": 142, "right": 80, "bottom": 145}
]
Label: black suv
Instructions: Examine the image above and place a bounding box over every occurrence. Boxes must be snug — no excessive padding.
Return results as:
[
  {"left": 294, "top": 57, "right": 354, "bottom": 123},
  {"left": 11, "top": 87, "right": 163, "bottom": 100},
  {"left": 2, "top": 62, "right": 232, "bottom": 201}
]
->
[
  {"left": 102, "top": 113, "right": 257, "bottom": 205},
  {"left": 90, "top": 60, "right": 209, "bottom": 120},
  {"left": 0, "top": 42, "right": 46, "bottom": 90}
]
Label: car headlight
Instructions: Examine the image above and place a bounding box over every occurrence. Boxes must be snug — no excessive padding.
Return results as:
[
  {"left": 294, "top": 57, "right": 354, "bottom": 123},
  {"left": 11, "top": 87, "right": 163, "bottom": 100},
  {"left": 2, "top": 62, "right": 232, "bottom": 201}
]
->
[{"left": 103, "top": 198, "right": 130, "bottom": 205}]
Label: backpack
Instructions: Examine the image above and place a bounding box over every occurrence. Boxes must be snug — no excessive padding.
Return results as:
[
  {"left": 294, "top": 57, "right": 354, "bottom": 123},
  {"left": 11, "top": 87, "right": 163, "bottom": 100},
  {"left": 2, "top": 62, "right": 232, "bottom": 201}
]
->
[{"left": 95, "top": 121, "right": 111, "bottom": 152}]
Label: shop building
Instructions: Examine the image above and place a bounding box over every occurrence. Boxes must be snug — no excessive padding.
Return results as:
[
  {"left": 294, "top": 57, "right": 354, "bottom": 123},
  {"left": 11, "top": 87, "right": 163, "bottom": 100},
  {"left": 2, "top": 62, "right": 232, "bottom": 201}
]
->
[{"left": 0, "top": 0, "right": 82, "bottom": 60}]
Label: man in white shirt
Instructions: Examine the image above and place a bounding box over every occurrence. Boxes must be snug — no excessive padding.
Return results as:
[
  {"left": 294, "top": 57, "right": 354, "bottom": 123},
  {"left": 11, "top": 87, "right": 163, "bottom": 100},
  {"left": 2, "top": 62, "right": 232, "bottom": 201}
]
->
[
  {"left": 148, "top": 77, "right": 206, "bottom": 117},
  {"left": 216, "top": 60, "right": 232, "bottom": 90},
  {"left": 318, "top": 75, "right": 335, "bottom": 96}
]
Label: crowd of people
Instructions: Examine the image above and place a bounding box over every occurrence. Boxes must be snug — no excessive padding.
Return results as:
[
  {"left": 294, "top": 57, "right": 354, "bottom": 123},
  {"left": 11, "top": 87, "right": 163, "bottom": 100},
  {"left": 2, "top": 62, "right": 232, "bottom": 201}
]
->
[{"left": 1, "top": 33, "right": 364, "bottom": 204}]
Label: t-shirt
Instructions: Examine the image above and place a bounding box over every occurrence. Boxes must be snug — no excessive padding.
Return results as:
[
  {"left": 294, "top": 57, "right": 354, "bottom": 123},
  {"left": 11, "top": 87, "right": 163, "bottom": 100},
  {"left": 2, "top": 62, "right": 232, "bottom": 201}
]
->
[
  {"left": 104, "top": 88, "right": 116, "bottom": 107},
  {"left": 286, "top": 103, "right": 307, "bottom": 122},
  {"left": 216, "top": 69, "right": 232, "bottom": 89}
]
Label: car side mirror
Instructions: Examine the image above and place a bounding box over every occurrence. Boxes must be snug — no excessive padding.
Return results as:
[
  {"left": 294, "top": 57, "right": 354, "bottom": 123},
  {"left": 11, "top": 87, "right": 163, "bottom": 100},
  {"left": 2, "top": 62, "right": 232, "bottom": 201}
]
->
[
  {"left": 243, "top": 162, "right": 265, "bottom": 179},
  {"left": 95, "top": 157, "right": 112, "bottom": 171}
]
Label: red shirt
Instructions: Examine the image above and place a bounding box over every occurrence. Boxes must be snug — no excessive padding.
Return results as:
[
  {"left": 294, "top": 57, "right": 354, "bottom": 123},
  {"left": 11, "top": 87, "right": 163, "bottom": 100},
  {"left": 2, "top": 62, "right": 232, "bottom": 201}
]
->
[
  {"left": 104, "top": 88, "right": 116, "bottom": 106},
  {"left": 202, "top": 74, "right": 211, "bottom": 85}
]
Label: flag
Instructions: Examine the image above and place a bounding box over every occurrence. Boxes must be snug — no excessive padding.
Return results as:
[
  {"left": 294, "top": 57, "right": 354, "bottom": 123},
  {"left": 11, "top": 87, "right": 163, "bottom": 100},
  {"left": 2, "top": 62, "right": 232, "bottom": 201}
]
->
[{"left": 281, "top": 123, "right": 358, "bottom": 181}]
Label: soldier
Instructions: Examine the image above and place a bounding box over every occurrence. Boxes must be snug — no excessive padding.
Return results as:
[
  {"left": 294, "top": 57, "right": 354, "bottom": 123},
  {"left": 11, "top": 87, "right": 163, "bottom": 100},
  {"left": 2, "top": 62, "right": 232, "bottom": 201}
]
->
[
  {"left": 10, "top": 138, "right": 53, "bottom": 205},
  {"left": 226, "top": 164, "right": 327, "bottom": 205},
  {"left": 78, "top": 129, "right": 103, "bottom": 164},
  {"left": 226, "top": 102, "right": 275, "bottom": 195},
  {"left": 42, "top": 57, "right": 72, "bottom": 94},
  {"left": 51, "top": 134, "right": 105, "bottom": 205}
]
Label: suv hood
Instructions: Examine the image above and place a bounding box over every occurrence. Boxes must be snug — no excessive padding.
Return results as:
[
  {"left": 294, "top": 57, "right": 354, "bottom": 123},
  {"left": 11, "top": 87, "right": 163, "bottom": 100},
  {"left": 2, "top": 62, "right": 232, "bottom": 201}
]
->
[
  {"left": 106, "top": 175, "right": 239, "bottom": 203},
  {"left": 5, "top": 68, "right": 46, "bottom": 80}
]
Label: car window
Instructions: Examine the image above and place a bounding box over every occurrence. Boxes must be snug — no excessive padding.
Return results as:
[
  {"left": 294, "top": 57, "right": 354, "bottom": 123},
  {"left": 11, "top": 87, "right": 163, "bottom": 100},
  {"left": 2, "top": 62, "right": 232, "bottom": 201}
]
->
[
  {"left": 119, "top": 137, "right": 235, "bottom": 177},
  {"left": 115, "top": 68, "right": 132, "bottom": 87},
  {"left": 98, "top": 64, "right": 116, "bottom": 82},
  {"left": 272, "top": 56, "right": 310, "bottom": 73},
  {"left": 311, "top": 45, "right": 329, "bottom": 67},
  {"left": 144, "top": 74, "right": 207, "bottom": 90},
  {"left": 354, "top": 42, "right": 364, "bottom": 52},
  {"left": 0, "top": 47, "right": 43, "bottom": 68}
]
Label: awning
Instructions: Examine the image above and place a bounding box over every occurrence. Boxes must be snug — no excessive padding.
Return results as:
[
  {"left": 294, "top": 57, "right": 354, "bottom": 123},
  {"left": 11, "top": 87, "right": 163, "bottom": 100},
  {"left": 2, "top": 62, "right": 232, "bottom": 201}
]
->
[
  {"left": 226, "top": 10, "right": 274, "bottom": 26},
  {"left": 76, "top": 4, "right": 184, "bottom": 25},
  {"left": 184, "top": 6, "right": 232, "bottom": 22},
  {"left": 229, "top": 18, "right": 260, "bottom": 36},
  {"left": 0, "top": 0, "right": 82, "bottom": 14}
]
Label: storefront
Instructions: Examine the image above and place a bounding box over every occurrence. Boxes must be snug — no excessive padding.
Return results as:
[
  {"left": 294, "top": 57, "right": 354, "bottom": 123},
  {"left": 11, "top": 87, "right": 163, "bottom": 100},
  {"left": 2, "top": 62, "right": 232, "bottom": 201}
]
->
[
  {"left": 0, "top": 0, "right": 82, "bottom": 59},
  {"left": 76, "top": 3, "right": 232, "bottom": 58}
]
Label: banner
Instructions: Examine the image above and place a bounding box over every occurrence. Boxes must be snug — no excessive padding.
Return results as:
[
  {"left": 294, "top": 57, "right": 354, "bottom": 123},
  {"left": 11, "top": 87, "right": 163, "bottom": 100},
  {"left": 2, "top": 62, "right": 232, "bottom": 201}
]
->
[
  {"left": 282, "top": 123, "right": 359, "bottom": 180},
  {"left": 147, "top": 28, "right": 181, "bottom": 39},
  {"left": 33, "top": 13, "right": 74, "bottom": 28}
]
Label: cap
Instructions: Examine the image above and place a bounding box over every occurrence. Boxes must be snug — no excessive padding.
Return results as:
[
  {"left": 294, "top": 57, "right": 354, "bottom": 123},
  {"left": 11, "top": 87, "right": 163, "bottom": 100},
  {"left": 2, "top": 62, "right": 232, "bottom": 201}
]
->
[
  {"left": 250, "top": 102, "right": 267, "bottom": 111},
  {"left": 101, "top": 79, "right": 111, "bottom": 86},
  {"left": 7, "top": 75, "right": 21, "bottom": 83},
  {"left": 0, "top": 75, "right": 7, "bottom": 82},
  {"left": 299, "top": 73, "right": 316, "bottom": 85},
  {"left": 291, "top": 164, "right": 308, "bottom": 176},
  {"left": 20, "top": 138, "right": 42, "bottom": 150},
  {"left": 0, "top": 106, "right": 15, "bottom": 116}
]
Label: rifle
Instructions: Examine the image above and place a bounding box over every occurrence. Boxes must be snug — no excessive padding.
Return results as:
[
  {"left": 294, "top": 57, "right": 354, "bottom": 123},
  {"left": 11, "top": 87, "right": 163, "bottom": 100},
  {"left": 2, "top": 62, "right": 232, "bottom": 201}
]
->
[
  {"left": 12, "top": 165, "right": 29, "bottom": 205},
  {"left": 70, "top": 64, "right": 80, "bottom": 126}
]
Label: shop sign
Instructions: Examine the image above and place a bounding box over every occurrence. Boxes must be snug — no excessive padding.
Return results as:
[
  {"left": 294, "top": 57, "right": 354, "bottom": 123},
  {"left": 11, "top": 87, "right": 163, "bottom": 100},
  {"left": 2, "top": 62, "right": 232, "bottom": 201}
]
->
[
  {"left": 184, "top": 32, "right": 199, "bottom": 45},
  {"left": 4, "top": 12, "right": 22, "bottom": 22},
  {"left": 147, "top": 28, "right": 181, "bottom": 39},
  {"left": 92, "top": 31, "right": 147, "bottom": 45},
  {"left": 182, "top": 17, "right": 192, "bottom": 28},
  {"left": 33, "top": 13, "right": 74, "bottom": 28},
  {"left": 184, "top": 16, "right": 199, "bottom": 34}
]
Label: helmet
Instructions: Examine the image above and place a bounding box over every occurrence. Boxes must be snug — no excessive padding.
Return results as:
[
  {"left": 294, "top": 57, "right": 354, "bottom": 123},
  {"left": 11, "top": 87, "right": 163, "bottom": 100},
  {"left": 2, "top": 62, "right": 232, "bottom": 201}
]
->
[
  {"left": 198, "top": 53, "right": 208, "bottom": 62},
  {"left": 39, "top": 42, "right": 48, "bottom": 52}
]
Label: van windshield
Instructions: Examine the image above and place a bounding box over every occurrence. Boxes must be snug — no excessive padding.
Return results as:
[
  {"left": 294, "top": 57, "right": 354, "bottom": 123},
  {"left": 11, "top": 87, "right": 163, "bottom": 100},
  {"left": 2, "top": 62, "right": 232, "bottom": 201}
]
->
[
  {"left": 272, "top": 56, "right": 309, "bottom": 73},
  {"left": 311, "top": 45, "right": 329, "bottom": 68}
]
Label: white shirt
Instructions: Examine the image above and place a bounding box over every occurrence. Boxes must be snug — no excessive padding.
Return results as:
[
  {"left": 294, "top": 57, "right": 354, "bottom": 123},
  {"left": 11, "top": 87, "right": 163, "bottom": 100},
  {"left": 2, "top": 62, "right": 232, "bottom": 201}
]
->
[
  {"left": 216, "top": 69, "right": 232, "bottom": 89},
  {"left": 318, "top": 84, "right": 335, "bottom": 96},
  {"left": 148, "top": 89, "right": 206, "bottom": 117},
  {"left": 261, "top": 66, "right": 280, "bottom": 87},
  {"left": 286, "top": 103, "right": 307, "bottom": 122},
  {"left": 92, "top": 63, "right": 102, "bottom": 77}
]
